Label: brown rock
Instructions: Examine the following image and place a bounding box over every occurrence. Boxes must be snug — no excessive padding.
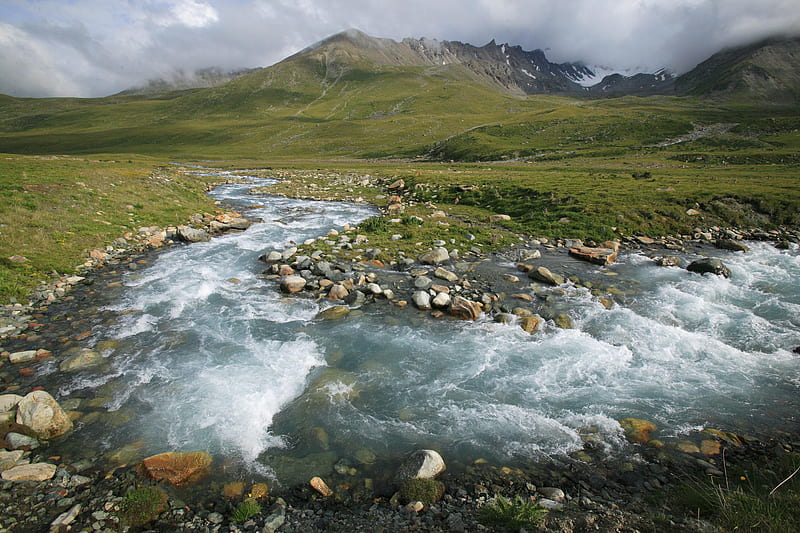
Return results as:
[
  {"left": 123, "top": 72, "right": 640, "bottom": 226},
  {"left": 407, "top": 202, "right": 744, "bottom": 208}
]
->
[
  {"left": 569, "top": 246, "right": 618, "bottom": 266},
  {"left": 488, "top": 214, "right": 511, "bottom": 222},
  {"left": 16, "top": 390, "right": 73, "bottom": 439},
  {"left": 309, "top": 476, "right": 333, "bottom": 497},
  {"left": 1, "top": 462, "right": 56, "bottom": 482},
  {"left": 619, "top": 418, "right": 657, "bottom": 444},
  {"left": 223, "top": 481, "right": 245, "bottom": 498},
  {"left": 278, "top": 264, "right": 295, "bottom": 276},
  {"left": 519, "top": 316, "right": 540, "bottom": 334},
  {"left": 280, "top": 275, "right": 307, "bottom": 294},
  {"left": 328, "top": 284, "right": 349, "bottom": 301},
  {"left": 701, "top": 440, "right": 721, "bottom": 456},
  {"left": 448, "top": 296, "right": 481, "bottom": 320},
  {"left": 250, "top": 482, "right": 269, "bottom": 499},
  {"left": 139, "top": 451, "right": 212, "bottom": 487}
]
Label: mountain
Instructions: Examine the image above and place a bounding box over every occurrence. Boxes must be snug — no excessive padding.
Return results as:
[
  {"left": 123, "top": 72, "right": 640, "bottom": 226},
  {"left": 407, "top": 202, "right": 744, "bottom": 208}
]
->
[
  {"left": 117, "top": 67, "right": 257, "bottom": 96},
  {"left": 284, "top": 29, "right": 670, "bottom": 97},
  {"left": 675, "top": 36, "right": 800, "bottom": 103}
]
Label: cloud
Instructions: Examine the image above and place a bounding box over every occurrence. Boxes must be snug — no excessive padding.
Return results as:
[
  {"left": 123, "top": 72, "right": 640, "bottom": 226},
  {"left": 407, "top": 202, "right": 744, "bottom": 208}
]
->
[{"left": 0, "top": 0, "right": 798, "bottom": 97}]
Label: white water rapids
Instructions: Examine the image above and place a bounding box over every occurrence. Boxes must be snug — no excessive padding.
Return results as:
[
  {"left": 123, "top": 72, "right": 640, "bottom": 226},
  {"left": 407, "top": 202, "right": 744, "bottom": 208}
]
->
[{"left": 60, "top": 170, "right": 800, "bottom": 481}]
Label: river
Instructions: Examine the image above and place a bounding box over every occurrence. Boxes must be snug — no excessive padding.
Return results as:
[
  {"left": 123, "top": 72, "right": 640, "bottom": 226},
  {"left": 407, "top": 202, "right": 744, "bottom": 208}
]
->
[{"left": 50, "top": 169, "right": 800, "bottom": 487}]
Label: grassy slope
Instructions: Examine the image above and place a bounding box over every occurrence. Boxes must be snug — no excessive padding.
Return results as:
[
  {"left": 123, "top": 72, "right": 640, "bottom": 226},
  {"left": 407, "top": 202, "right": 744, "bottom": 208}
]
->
[
  {"left": 0, "top": 155, "right": 217, "bottom": 301},
  {"left": 1, "top": 52, "right": 799, "bottom": 300}
]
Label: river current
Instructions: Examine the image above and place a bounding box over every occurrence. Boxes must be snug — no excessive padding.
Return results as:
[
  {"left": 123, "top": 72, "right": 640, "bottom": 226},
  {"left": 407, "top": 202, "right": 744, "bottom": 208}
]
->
[{"left": 56, "top": 170, "right": 800, "bottom": 484}]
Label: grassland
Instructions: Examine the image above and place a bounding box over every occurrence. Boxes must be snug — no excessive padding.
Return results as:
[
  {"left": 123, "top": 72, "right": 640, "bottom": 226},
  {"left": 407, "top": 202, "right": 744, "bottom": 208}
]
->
[{"left": 1, "top": 55, "right": 799, "bottom": 302}]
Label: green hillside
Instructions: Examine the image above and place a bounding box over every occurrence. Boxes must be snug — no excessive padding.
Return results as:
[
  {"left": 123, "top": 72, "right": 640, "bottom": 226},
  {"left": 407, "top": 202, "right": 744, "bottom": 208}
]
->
[{"left": 1, "top": 32, "right": 800, "bottom": 301}]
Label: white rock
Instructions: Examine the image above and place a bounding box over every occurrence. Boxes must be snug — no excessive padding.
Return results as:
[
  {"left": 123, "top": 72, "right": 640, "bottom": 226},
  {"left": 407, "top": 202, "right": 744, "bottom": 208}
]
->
[
  {"left": 16, "top": 390, "right": 73, "bottom": 439},
  {"left": 1, "top": 462, "right": 56, "bottom": 482},
  {"left": 412, "top": 291, "right": 432, "bottom": 310},
  {"left": 432, "top": 292, "right": 451, "bottom": 308},
  {"left": 395, "top": 449, "right": 446, "bottom": 481},
  {"left": 9, "top": 350, "right": 37, "bottom": 364},
  {"left": 0, "top": 394, "right": 23, "bottom": 412}
]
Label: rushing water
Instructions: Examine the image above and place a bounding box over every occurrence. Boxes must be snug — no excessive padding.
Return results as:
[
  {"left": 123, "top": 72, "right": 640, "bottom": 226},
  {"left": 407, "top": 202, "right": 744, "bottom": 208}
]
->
[{"left": 57, "top": 170, "right": 800, "bottom": 484}]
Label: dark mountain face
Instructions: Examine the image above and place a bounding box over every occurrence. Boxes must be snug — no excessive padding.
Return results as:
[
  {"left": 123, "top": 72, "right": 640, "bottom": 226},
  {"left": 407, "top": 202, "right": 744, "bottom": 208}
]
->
[
  {"left": 675, "top": 36, "right": 800, "bottom": 103},
  {"left": 289, "top": 29, "right": 671, "bottom": 97}
]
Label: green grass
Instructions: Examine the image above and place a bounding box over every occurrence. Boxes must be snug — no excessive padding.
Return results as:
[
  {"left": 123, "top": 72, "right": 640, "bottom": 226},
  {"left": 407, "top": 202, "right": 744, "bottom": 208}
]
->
[
  {"left": 118, "top": 486, "right": 169, "bottom": 527},
  {"left": 476, "top": 495, "right": 548, "bottom": 531},
  {"left": 0, "top": 154, "right": 217, "bottom": 302},
  {"left": 673, "top": 453, "right": 800, "bottom": 532},
  {"left": 230, "top": 498, "right": 261, "bottom": 523},
  {"left": 0, "top": 49, "right": 798, "bottom": 301}
]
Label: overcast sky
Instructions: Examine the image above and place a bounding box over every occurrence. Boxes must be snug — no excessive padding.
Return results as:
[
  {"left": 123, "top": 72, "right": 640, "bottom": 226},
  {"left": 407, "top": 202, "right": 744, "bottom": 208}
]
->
[{"left": 1, "top": 0, "right": 799, "bottom": 97}]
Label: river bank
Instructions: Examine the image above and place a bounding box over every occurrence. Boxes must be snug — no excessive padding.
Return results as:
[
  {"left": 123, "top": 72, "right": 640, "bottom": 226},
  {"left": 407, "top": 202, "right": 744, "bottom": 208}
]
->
[{"left": 1, "top": 168, "right": 799, "bottom": 531}]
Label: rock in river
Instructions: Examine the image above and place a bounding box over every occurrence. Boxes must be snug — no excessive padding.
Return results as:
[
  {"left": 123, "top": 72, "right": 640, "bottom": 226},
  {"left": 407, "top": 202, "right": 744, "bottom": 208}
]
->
[
  {"left": 569, "top": 246, "right": 618, "bottom": 265},
  {"left": 176, "top": 227, "right": 211, "bottom": 243},
  {"left": 138, "top": 451, "right": 212, "bottom": 487},
  {"left": 687, "top": 258, "right": 731, "bottom": 278},
  {"left": 280, "top": 275, "right": 307, "bottom": 293},
  {"left": 528, "top": 266, "right": 565, "bottom": 286},
  {"left": 448, "top": 296, "right": 481, "bottom": 320}
]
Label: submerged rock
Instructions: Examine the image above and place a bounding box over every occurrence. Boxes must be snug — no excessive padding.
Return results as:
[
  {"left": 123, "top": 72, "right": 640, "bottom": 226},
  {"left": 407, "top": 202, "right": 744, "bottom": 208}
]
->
[
  {"left": 619, "top": 418, "right": 657, "bottom": 444},
  {"left": 687, "top": 258, "right": 731, "bottom": 278},
  {"left": 59, "top": 349, "right": 103, "bottom": 372},
  {"left": 316, "top": 306, "right": 350, "bottom": 320},
  {"left": 138, "top": 451, "right": 212, "bottom": 487}
]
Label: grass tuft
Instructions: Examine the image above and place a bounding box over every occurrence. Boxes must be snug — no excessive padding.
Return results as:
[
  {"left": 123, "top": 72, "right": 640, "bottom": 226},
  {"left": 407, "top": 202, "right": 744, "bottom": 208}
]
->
[
  {"left": 230, "top": 497, "right": 261, "bottom": 523},
  {"left": 118, "top": 486, "right": 169, "bottom": 527},
  {"left": 476, "top": 495, "right": 548, "bottom": 531}
]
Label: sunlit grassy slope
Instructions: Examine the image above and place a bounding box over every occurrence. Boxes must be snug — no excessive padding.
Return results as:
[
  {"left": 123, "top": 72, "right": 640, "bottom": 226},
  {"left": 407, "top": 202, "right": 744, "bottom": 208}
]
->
[{"left": 1, "top": 41, "right": 799, "bottom": 301}]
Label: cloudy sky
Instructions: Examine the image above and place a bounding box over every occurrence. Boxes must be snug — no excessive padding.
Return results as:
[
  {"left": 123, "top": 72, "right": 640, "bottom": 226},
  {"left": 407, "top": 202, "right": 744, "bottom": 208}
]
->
[{"left": 1, "top": 0, "right": 799, "bottom": 97}]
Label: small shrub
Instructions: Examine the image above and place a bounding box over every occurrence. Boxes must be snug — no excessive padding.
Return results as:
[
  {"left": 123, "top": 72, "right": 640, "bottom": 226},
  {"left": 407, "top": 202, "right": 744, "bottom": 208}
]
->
[
  {"left": 118, "top": 486, "right": 168, "bottom": 527},
  {"left": 231, "top": 497, "right": 261, "bottom": 523},
  {"left": 399, "top": 478, "right": 446, "bottom": 504},
  {"left": 477, "top": 495, "right": 548, "bottom": 531},
  {"left": 359, "top": 216, "right": 389, "bottom": 234}
]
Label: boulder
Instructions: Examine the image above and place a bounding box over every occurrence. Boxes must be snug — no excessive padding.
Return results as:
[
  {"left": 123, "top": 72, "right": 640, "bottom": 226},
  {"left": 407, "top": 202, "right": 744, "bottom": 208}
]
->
[
  {"left": 59, "top": 349, "right": 103, "bottom": 372},
  {"left": 554, "top": 313, "right": 573, "bottom": 329},
  {"left": 619, "top": 418, "right": 657, "bottom": 444},
  {"left": 280, "top": 275, "right": 307, "bottom": 294},
  {"left": 412, "top": 291, "right": 432, "bottom": 310},
  {"left": 9, "top": 350, "right": 37, "bottom": 364},
  {"left": 5, "top": 432, "right": 40, "bottom": 450},
  {"left": 528, "top": 266, "right": 565, "bottom": 286},
  {"left": 138, "top": 451, "right": 212, "bottom": 487},
  {"left": 432, "top": 292, "right": 451, "bottom": 308},
  {"left": 0, "top": 394, "right": 23, "bottom": 412},
  {"left": 569, "top": 246, "right": 618, "bottom": 266},
  {"left": 448, "top": 296, "right": 481, "bottom": 321},
  {"left": 654, "top": 256, "right": 680, "bottom": 267},
  {"left": 519, "top": 316, "right": 540, "bottom": 334},
  {"left": 418, "top": 247, "right": 450, "bottom": 265},
  {"left": 715, "top": 239, "right": 749, "bottom": 253},
  {"left": 16, "top": 390, "right": 73, "bottom": 439},
  {"left": 261, "top": 251, "right": 284, "bottom": 263},
  {"left": 395, "top": 450, "right": 446, "bottom": 481},
  {"left": 687, "top": 258, "right": 731, "bottom": 278},
  {"left": 344, "top": 290, "right": 366, "bottom": 307},
  {"left": 1, "top": 462, "right": 57, "bottom": 482},
  {"left": 327, "top": 284, "right": 349, "bottom": 301},
  {"left": 433, "top": 267, "right": 459, "bottom": 282},
  {"left": 316, "top": 306, "right": 350, "bottom": 320},
  {"left": 176, "top": 227, "right": 211, "bottom": 243},
  {"left": 414, "top": 276, "right": 433, "bottom": 290},
  {"left": 487, "top": 214, "right": 511, "bottom": 222}
]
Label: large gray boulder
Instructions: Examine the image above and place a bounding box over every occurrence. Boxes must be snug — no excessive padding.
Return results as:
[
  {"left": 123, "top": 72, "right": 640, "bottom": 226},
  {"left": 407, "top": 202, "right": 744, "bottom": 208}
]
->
[
  {"left": 687, "top": 258, "right": 731, "bottom": 278},
  {"left": 412, "top": 291, "right": 432, "bottom": 310},
  {"left": 176, "top": 227, "right": 211, "bottom": 243}
]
